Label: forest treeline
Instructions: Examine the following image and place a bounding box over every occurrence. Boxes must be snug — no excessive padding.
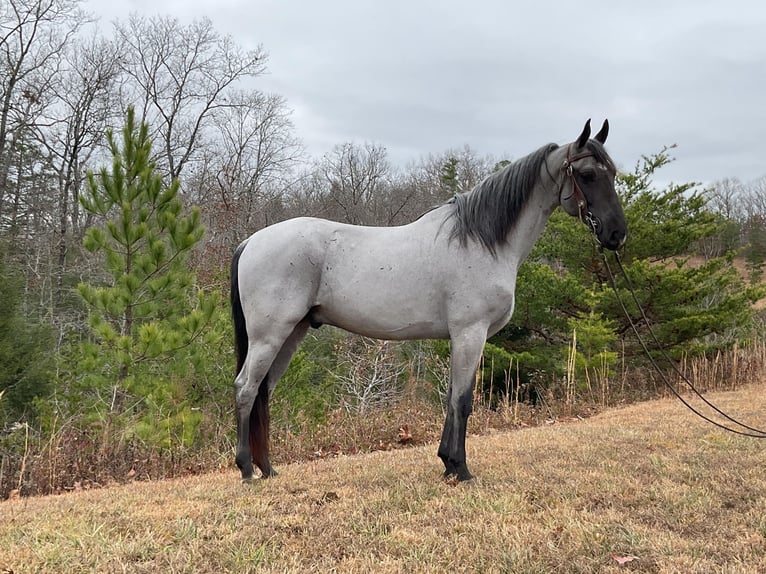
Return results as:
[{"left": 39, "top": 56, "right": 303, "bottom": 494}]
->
[{"left": 2, "top": 0, "right": 766, "bottom": 497}]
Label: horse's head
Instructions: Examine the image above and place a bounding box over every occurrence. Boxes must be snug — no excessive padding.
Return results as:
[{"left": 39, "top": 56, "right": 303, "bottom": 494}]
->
[{"left": 555, "top": 119, "right": 627, "bottom": 250}]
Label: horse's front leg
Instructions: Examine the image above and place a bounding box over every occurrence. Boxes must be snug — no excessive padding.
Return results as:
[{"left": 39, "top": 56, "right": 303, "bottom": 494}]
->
[{"left": 438, "top": 326, "right": 487, "bottom": 482}]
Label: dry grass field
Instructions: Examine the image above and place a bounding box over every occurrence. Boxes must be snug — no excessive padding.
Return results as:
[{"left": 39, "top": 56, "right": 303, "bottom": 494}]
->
[{"left": 2, "top": 384, "right": 765, "bottom": 573}]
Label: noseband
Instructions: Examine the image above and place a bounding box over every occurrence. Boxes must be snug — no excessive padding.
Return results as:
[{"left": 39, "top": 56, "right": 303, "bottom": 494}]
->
[{"left": 560, "top": 145, "right": 600, "bottom": 236}]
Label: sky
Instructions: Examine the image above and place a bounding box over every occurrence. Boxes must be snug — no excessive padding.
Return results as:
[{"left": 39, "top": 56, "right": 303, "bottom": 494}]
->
[{"left": 84, "top": 0, "right": 766, "bottom": 188}]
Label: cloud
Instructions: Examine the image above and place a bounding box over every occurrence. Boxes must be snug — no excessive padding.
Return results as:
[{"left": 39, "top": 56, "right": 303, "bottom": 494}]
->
[{"left": 85, "top": 0, "right": 766, "bottom": 185}]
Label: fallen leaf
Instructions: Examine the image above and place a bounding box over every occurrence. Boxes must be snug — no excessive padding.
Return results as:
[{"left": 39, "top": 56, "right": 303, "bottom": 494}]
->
[{"left": 610, "top": 553, "right": 639, "bottom": 566}]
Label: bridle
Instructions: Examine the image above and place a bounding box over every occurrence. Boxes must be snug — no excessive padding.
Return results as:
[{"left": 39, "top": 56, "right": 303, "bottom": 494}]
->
[{"left": 559, "top": 145, "right": 600, "bottom": 237}]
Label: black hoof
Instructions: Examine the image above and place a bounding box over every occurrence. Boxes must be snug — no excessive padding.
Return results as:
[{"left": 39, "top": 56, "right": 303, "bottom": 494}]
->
[
  {"left": 260, "top": 467, "right": 278, "bottom": 479},
  {"left": 236, "top": 452, "right": 255, "bottom": 482},
  {"left": 442, "top": 462, "right": 474, "bottom": 483}
]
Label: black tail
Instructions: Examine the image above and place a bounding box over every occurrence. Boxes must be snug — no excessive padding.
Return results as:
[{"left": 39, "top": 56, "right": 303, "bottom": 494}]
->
[{"left": 231, "top": 241, "right": 248, "bottom": 376}]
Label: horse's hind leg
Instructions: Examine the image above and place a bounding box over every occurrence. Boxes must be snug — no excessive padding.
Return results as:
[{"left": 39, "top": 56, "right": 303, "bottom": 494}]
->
[
  {"left": 251, "top": 320, "right": 311, "bottom": 478},
  {"left": 266, "top": 320, "right": 310, "bottom": 396},
  {"left": 235, "top": 325, "right": 293, "bottom": 481},
  {"left": 235, "top": 320, "right": 310, "bottom": 482},
  {"left": 235, "top": 344, "right": 275, "bottom": 482}
]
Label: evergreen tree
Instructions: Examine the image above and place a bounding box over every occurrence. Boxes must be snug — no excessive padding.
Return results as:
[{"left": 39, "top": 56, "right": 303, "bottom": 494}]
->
[
  {"left": 608, "top": 149, "right": 763, "bottom": 356},
  {"left": 440, "top": 157, "right": 460, "bottom": 196},
  {"left": 66, "top": 106, "right": 216, "bottom": 445},
  {"left": 0, "top": 246, "right": 52, "bottom": 424},
  {"left": 744, "top": 214, "right": 766, "bottom": 282}
]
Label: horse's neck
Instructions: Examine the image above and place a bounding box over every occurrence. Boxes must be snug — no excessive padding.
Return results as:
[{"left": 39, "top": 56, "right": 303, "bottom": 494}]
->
[{"left": 499, "top": 181, "right": 559, "bottom": 263}]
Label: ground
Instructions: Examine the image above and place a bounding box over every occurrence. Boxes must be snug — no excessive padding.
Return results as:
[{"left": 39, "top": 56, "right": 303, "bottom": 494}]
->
[{"left": 2, "top": 383, "right": 765, "bottom": 573}]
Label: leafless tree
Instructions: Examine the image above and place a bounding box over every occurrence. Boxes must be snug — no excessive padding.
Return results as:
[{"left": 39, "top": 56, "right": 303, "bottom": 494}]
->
[
  {"left": 196, "top": 90, "right": 303, "bottom": 242},
  {"left": 313, "top": 141, "right": 391, "bottom": 225},
  {"left": 413, "top": 145, "right": 498, "bottom": 198},
  {"left": 334, "top": 337, "right": 406, "bottom": 415},
  {"left": 740, "top": 176, "right": 766, "bottom": 220},
  {"left": 36, "top": 33, "right": 121, "bottom": 281},
  {"left": 0, "top": 0, "right": 88, "bottom": 229},
  {"left": 113, "top": 15, "right": 267, "bottom": 181},
  {"left": 707, "top": 177, "right": 745, "bottom": 221}
]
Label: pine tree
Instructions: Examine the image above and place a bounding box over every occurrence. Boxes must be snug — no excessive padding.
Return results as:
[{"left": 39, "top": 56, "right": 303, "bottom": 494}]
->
[
  {"left": 0, "top": 246, "right": 52, "bottom": 424},
  {"left": 70, "top": 106, "right": 216, "bottom": 445},
  {"left": 440, "top": 157, "right": 460, "bottom": 197}
]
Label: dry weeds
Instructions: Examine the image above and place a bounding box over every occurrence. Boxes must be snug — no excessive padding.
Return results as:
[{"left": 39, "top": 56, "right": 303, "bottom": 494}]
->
[{"left": 2, "top": 384, "right": 765, "bottom": 573}]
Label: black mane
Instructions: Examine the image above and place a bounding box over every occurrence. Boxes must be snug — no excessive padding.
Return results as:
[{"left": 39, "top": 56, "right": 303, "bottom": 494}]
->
[{"left": 449, "top": 143, "right": 559, "bottom": 255}]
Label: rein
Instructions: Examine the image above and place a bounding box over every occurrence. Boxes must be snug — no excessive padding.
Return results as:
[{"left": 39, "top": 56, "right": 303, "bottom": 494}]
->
[{"left": 598, "top": 248, "right": 766, "bottom": 438}]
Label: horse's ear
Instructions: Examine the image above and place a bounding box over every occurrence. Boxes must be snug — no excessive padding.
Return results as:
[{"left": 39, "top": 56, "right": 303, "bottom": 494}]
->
[
  {"left": 576, "top": 119, "right": 591, "bottom": 148},
  {"left": 594, "top": 119, "right": 609, "bottom": 144}
]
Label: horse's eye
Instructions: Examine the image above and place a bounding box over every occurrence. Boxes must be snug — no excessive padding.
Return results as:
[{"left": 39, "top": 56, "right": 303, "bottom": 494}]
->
[{"left": 579, "top": 170, "right": 596, "bottom": 183}]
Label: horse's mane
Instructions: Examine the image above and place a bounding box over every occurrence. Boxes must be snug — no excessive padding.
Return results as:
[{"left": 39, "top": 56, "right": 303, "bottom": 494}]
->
[{"left": 448, "top": 142, "right": 559, "bottom": 255}]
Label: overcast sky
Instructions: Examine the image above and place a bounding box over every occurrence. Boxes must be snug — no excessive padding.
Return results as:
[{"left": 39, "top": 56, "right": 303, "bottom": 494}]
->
[{"left": 84, "top": 0, "right": 766, "bottom": 188}]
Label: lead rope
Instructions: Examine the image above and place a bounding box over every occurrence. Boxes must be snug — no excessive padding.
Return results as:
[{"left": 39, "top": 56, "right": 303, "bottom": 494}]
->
[{"left": 599, "top": 248, "right": 766, "bottom": 438}]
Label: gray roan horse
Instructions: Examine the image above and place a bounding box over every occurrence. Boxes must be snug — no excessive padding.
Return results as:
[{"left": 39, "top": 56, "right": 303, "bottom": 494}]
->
[{"left": 230, "top": 119, "right": 627, "bottom": 483}]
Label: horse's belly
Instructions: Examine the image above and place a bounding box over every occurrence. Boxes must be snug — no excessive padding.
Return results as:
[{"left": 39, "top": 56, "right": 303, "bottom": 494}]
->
[{"left": 311, "top": 297, "right": 450, "bottom": 340}]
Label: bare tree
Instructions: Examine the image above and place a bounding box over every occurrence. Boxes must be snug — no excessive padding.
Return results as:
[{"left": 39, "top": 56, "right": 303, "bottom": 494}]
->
[
  {"left": 114, "top": 15, "right": 267, "bottom": 181},
  {"left": 314, "top": 141, "right": 391, "bottom": 225},
  {"left": 36, "top": 33, "right": 121, "bottom": 281},
  {"left": 741, "top": 176, "right": 766, "bottom": 220},
  {"left": 412, "top": 145, "right": 498, "bottom": 200},
  {"left": 707, "top": 177, "right": 745, "bottom": 221},
  {"left": 0, "top": 0, "right": 87, "bottom": 229},
  {"left": 199, "top": 90, "right": 303, "bottom": 240},
  {"left": 334, "top": 337, "right": 406, "bottom": 415}
]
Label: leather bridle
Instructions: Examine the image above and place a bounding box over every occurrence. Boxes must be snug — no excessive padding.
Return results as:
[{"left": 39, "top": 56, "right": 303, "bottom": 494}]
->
[{"left": 559, "top": 145, "right": 600, "bottom": 236}]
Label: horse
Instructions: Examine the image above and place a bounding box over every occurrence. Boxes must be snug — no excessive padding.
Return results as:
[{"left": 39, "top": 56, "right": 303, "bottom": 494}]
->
[{"left": 230, "top": 119, "right": 627, "bottom": 483}]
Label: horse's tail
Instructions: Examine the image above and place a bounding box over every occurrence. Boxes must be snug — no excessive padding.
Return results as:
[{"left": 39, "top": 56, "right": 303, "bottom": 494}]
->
[
  {"left": 231, "top": 240, "right": 249, "bottom": 376},
  {"left": 231, "top": 239, "right": 273, "bottom": 476}
]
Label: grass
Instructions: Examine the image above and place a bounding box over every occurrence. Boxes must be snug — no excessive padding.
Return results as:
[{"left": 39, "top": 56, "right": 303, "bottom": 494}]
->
[{"left": 2, "top": 384, "right": 766, "bottom": 573}]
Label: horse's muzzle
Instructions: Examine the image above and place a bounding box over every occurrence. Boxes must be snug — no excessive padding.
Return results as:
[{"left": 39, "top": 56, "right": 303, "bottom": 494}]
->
[{"left": 602, "top": 228, "right": 627, "bottom": 251}]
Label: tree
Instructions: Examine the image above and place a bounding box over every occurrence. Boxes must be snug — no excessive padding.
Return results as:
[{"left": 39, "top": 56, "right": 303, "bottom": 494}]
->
[
  {"left": 0, "top": 244, "right": 52, "bottom": 424},
  {"left": 315, "top": 141, "right": 391, "bottom": 225},
  {"left": 38, "top": 33, "right": 121, "bottom": 284},
  {"left": 701, "top": 178, "right": 744, "bottom": 259},
  {"left": 0, "top": 0, "right": 87, "bottom": 228},
  {"left": 192, "top": 89, "right": 303, "bottom": 247},
  {"left": 68, "top": 106, "right": 215, "bottom": 445},
  {"left": 608, "top": 149, "right": 763, "bottom": 355},
  {"left": 114, "top": 15, "right": 267, "bottom": 181}
]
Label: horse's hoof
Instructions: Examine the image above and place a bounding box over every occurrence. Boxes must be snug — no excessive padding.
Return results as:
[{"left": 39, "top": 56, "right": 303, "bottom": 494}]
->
[
  {"left": 442, "top": 462, "right": 474, "bottom": 483},
  {"left": 257, "top": 466, "right": 278, "bottom": 478}
]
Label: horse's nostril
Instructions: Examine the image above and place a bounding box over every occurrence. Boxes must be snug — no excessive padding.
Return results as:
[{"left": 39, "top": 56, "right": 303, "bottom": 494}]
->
[{"left": 610, "top": 229, "right": 627, "bottom": 249}]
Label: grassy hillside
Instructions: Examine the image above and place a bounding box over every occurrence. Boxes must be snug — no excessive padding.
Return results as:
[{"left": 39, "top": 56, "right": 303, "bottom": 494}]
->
[{"left": 2, "top": 384, "right": 765, "bottom": 573}]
